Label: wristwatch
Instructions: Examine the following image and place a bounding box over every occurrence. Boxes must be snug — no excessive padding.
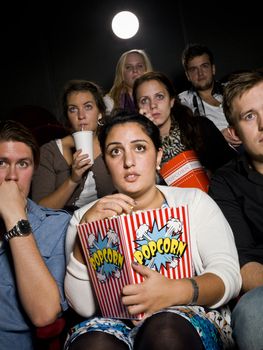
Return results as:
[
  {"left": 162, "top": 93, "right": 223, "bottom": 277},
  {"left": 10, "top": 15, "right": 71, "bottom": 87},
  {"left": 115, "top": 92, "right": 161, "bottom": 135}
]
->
[{"left": 4, "top": 219, "right": 32, "bottom": 241}]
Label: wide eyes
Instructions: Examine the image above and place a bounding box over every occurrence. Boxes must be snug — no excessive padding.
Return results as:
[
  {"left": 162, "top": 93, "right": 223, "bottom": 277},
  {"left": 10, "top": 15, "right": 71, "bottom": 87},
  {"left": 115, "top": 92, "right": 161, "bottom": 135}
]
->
[
  {"left": 138, "top": 93, "right": 165, "bottom": 106},
  {"left": 84, "top": 104, "right": 93, "bottom": 111},
  {"left": 68, "top": 103, "right": 93, "bottom": 114},
  {"left": 125, "top": 64, "right": 145, "bottom": 72},
  {"left": 0, "top": 159, "right": 6, "bottom": 167},
  {"left": 68, "top": 106, "right": 78, "bottom": 113},
  {"left": 18, "top": 160, "right": 30, "bottom": 168},
  {"left": 187, "top": 63, "right": 211, "bottom": 74},
  {"left": 139, "top": 97, "right": 150, "bottom": 105},
  {"left": 108, "top": 144, "right": 146, "bottom": 157},
  {"left": 110, "top": 148, "right": 121, "bottom": 156},
  {"left": 156, "top": 93, "right": 165, "bottom": 101},
  {"left": 136, "top": 145, "right": 146, "bottom": 152},
  {"left": 0, "top": 160, "right": 31, "bottom": 168},
  {"left": 243, "top": 112, "right": 256, "bottom": 121}
]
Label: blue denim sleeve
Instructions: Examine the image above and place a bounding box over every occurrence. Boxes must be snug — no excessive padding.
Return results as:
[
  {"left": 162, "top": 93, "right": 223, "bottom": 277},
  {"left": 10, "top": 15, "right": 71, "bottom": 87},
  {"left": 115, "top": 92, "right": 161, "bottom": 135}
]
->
[{"left": 33, "top": 208, "right": 72, "bottom": 311}]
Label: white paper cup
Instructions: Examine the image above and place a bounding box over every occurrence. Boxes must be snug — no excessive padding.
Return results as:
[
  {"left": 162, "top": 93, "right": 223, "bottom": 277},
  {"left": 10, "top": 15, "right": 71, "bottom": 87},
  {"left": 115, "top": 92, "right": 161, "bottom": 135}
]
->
[{"left": 72, "top": 130, "right": 94, "bottom": 164}]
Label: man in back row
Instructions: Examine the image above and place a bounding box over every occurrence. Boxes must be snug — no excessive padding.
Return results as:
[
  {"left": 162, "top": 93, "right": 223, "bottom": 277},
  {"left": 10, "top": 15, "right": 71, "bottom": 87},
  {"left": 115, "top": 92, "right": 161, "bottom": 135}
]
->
[
  {"left": 179, "top": 43, "right": 242, "bottom": 150},
  {"left": 208, "top": 70, "right": 263, "bottom": 350}
]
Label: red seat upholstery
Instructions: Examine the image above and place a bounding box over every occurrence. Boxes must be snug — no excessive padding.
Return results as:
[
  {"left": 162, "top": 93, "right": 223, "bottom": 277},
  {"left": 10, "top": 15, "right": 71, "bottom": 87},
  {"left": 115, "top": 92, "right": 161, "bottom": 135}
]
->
[
  {"left": 35, "top": 317, "right": 66, "bottom": 350},
  {"left": 35, "top": 308, "right": 84, "bottom": 350}
]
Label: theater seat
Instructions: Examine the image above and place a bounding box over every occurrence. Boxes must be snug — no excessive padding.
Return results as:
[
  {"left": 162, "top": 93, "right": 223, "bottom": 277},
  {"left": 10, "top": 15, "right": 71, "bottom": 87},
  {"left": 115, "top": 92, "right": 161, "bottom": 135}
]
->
[
  {"left": 35, "top": 308, "right": 84, "bottom": 350},
  {"left": 32, "top": 123, "right": 70, "bottom": 146},
  {"left": 36, "top": 317, "right": 66, "bottom": 350},
  {"left": 7, "top": 105, "right": 58, "bottom": 129}
]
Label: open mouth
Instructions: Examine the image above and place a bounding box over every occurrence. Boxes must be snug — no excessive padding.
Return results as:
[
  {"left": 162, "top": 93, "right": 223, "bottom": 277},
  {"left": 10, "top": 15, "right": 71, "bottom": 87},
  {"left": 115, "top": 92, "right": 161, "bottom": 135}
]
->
[{"left": 125, "top": 173, "right": 139, "bottom": 181}]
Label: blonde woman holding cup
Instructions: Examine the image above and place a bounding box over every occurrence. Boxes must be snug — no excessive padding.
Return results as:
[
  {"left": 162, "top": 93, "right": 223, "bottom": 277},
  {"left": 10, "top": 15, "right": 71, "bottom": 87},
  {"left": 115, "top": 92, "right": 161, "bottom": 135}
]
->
[{"left": 31, "top": 80, "right": 115, "bottom": 213}]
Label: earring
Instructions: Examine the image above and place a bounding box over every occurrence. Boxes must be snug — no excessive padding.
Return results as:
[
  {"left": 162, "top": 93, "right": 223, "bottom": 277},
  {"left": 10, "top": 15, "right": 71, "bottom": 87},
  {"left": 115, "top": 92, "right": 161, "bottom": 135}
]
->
[
  {"left": 156, "top": 165, "right": 161, "bottom": 171},
  {"left": 97, "top": 114, "right": 103, "bottom": 126}
]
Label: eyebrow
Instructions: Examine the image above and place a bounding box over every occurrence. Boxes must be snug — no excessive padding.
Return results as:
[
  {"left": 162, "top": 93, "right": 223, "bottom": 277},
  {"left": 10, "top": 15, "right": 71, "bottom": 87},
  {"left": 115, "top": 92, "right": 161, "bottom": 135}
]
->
[
  {"left": 19, "top": 157, "right": 33, "bottom": 162},
  {"left": 68, "top": 100, "right": 93, "bottom": 106},
  {"left": 106, "top": 139, "right": 149, "bottom": 150},
  {"left": 139, "top": 90, "right": 165, "bottom": 98},
  {"left": 0, "top": 157, "right": 33, "bottom": 162},
  {"left": 239, "top": 108, "right": 254, "bottom": 118},
  {"left": 188, "top": 61, "right": 210, "bottom": 68}
]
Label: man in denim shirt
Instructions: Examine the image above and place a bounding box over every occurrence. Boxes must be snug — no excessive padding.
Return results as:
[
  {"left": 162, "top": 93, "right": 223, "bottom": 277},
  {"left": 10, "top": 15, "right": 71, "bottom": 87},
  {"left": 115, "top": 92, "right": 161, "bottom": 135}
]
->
[{"left": 0, "top": 120, "right": 71, "bottom": 349}]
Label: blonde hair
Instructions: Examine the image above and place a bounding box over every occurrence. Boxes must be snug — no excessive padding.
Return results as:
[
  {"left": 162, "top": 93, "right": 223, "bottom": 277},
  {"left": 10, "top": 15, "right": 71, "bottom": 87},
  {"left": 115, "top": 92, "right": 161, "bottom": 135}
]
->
[{"left": 108, "top": 49, "right": 153, "bottom": 109}]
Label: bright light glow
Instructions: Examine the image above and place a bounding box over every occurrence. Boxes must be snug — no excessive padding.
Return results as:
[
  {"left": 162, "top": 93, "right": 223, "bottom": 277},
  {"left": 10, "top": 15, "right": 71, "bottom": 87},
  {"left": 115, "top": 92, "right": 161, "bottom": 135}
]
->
[{"left": 112, "top": 11, "right": 139, "bottom": 39}]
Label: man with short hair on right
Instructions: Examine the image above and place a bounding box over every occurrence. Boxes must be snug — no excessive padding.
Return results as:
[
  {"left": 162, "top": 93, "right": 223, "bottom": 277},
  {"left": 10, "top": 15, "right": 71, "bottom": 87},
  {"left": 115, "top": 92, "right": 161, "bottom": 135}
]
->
[{"left": 208, "top": 70, "right": 263, "bottom": 350}]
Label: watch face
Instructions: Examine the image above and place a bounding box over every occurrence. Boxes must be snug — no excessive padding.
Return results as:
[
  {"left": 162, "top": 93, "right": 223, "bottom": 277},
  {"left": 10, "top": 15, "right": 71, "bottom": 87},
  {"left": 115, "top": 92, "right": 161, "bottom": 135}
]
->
[{"left": 18, "top": 220, "right": 32, "bottom": 234}]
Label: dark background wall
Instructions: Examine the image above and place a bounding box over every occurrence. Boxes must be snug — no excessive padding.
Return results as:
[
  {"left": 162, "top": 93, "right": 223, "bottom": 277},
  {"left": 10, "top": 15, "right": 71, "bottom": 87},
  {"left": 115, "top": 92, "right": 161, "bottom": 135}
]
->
[{"left": 3, "top": 0, "right": 262, "bottom": 124}]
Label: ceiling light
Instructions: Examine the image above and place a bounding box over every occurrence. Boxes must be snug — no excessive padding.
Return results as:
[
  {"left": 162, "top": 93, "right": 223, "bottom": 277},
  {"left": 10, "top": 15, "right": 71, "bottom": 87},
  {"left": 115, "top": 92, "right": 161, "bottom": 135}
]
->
[{"left": 112, "top": 11, "right": 139, "bottom": 39}]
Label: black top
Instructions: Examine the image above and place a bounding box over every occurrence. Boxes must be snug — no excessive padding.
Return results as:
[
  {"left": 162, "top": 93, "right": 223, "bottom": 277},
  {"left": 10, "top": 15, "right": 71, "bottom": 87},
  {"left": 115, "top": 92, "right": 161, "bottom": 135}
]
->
[
  {"left": 196, "top": 117, "right": 237, "bottom": 173},
  {"left": 208, "top": 153, "right": 263, "bottom": 267}
]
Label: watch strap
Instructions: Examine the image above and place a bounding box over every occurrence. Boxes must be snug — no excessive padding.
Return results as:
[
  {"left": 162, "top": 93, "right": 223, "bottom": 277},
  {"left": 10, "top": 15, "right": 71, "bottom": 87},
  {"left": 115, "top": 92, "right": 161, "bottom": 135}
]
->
[{"left": 4, "top": 220, "right": 32, "bottom": 241}]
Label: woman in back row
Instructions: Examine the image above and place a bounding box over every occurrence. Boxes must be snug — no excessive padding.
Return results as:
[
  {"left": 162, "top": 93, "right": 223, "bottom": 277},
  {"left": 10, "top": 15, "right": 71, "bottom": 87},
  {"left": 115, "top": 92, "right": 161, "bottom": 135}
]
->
[
  {"left": 31, "top": 80, "right": 115, "bottom": 212},
  {"left": 104, "top": 49, "right": 153, "bottom": 114},
  {"left": 133, "top": 71, "right": 236, "bottom": 177}
]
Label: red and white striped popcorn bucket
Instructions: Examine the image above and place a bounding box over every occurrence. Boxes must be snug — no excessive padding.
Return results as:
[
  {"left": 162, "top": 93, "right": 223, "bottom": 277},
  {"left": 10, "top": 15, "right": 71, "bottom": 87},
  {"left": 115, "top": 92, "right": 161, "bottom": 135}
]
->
[{"left": 77, "top": 206, "right": 193, "bottom": 319}]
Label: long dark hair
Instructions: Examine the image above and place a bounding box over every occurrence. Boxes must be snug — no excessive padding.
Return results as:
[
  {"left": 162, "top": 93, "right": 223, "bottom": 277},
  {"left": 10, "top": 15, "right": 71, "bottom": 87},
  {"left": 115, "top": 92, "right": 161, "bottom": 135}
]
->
[
  {"left": 133, "top": 71, "right": 205, "bottom": 154},
  {"left": 61, "top": 79, "right": 106, "bottom": 128}
]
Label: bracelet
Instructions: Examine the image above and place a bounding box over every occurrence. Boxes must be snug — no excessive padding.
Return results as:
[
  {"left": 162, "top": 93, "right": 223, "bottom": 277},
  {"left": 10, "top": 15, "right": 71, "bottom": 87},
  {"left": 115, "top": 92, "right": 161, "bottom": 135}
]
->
[{"left": 188, "top": 278, "right": 199, "bottom": 305}]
